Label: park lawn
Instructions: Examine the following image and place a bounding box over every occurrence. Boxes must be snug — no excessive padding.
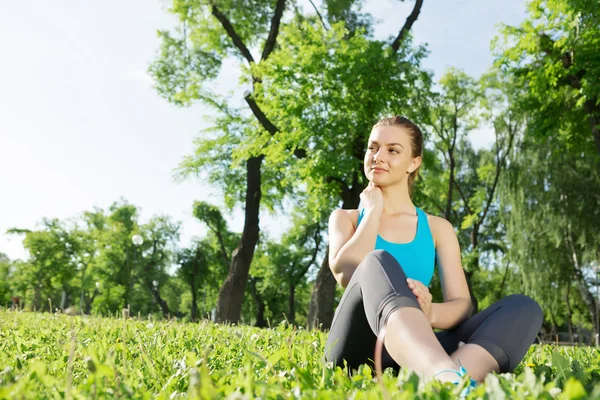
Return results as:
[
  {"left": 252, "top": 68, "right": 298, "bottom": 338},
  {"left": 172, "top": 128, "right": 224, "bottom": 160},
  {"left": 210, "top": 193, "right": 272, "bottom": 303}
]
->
[{"left": 0, "top": 310, "right": 599, "bottom": 399}]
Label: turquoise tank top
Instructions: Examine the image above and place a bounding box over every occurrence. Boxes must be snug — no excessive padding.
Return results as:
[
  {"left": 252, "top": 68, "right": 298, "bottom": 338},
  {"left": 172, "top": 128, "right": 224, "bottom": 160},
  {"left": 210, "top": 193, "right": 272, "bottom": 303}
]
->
[{"left": 357, "top": 207, "right": 436, "bottom": 286}]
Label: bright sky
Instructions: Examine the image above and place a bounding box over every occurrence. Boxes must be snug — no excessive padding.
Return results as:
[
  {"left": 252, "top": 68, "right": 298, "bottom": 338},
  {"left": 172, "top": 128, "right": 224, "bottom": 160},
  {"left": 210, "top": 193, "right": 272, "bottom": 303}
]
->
[{"left": 0, "top": 0, "right": 526, "bottom": 261}]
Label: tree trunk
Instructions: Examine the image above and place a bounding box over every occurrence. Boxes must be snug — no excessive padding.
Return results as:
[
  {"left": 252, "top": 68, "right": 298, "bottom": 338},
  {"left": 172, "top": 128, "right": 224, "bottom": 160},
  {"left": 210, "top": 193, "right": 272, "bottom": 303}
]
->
[
  {"left": 190, "top": 279, "right": 198, "bottom": 322},
  {"left": 308, "top": 181, "right": 362, "bottom": 330},
  {"left": 549, "top": 309, "right": 558, "bottom": 342},
  {"left": 288, "top": 283, "right": 296, "bottom": 325},
  {"left": 584, "top": 98, "right": 600, "bottom": 157},
  {"left": 496, "top": 261, "right": 510, "bottom": 301},
  {"left": 60, "top": 288, "right": 68, "bottom": 310},
  {"left": 79, "top": 268, "right": 86, "bottom": 311},
  {"left": 574, "top": 278, "right": 598, "bottom": 341},
  {"left": 151, "top": 284, "right": 172, "bottom": 318},
  {"left": 565, "top": 280, "right": 574, "bottom": 342},
  {"left": 307, "top": 248, "right": 337, "bottom": 330},
  {"left": 466, "top": 224, "right": 481, "bottom": 313},
  {"left": 216, "top": 156, "right": 263, "bottom": 323},
  {"left": 124, "top": 248, "right": 136, "bottom": 310},
  {"left": 445, "top": 156, "right": 454, "bottom": 220},
  {"left": 567, "top": 235, "right": 599, "bottom": 341},
  {"left": 84, "top": 287, "right": 98, "bottom": 315},
  {"left": 464, "top": 270, "right": 478, "bottom": 315},
  {"left": 248, "top": 277, "right": 267, "bottom": 328},
  {"left": 33, "top": 283, "right": 41, "bottom": 311}
]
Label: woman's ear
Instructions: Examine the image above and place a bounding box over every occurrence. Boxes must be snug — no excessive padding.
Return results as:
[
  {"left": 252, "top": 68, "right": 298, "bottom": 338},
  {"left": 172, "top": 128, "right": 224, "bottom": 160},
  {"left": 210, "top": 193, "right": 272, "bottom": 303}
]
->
[{"left": 410, "top": 156, "right": 422, "bottom": 173}]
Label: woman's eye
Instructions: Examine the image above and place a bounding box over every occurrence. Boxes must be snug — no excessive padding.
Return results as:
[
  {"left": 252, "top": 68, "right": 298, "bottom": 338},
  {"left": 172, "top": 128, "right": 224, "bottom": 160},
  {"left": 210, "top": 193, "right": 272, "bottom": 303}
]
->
[
  {"left": 389, "top": 149, "right": 399, "bottom": 154},
  {"left": 368, "top": 146, "right": 377, "bottom": 151}
]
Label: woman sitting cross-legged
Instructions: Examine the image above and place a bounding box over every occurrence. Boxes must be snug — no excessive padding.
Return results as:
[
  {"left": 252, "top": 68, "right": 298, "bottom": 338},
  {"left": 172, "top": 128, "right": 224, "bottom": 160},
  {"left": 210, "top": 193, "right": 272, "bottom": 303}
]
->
[{"left": 324, "top": 116, "right": 543, "bottom": 393}]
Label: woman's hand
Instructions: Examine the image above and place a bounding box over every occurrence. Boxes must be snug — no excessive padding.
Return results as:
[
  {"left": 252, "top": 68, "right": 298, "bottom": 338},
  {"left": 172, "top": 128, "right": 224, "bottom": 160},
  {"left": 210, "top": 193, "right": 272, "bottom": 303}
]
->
[
  {"left": 360, "top": 182, "right": 384, "bottom": 214},
  {"left": 407, "top": 278, "right": 433, "bottom": 323}
]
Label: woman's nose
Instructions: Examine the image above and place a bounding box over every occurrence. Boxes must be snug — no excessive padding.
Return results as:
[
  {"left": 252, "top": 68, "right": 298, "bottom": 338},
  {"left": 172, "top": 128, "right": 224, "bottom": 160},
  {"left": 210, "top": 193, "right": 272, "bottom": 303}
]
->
[{"left": 373, "top": 149, "right": 385, "bottom": 163}]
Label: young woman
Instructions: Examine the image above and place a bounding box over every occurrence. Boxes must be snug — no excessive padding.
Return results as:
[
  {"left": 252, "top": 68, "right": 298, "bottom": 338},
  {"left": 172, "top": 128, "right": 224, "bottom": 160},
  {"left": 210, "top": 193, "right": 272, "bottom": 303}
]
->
[{"left": 324, "top": 116, "right": 543, "bottom": 389}]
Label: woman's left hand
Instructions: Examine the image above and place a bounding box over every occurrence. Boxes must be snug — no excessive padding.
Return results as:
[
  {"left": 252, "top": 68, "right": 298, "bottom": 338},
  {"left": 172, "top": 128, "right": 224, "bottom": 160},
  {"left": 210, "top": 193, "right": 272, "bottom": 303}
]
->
[{"left": 407, "top": 278, "right": 433, "bottom": 323}]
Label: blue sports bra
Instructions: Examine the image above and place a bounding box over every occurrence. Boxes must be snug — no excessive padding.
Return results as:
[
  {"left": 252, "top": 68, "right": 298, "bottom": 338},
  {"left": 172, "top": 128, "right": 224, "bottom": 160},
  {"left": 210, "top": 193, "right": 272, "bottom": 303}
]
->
[{"left": 357, "top": 207, "right": 436, "bottom": 286}]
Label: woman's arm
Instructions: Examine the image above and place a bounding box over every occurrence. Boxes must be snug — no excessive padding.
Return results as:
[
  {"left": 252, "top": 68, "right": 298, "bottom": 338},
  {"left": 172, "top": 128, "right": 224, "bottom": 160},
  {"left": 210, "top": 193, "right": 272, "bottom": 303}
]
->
[
  {"left": 429, "top": 216, "right": 472, "bottom": 330},
  {"left": 328, "top": 208, "right": 381, "bottom": 288}
]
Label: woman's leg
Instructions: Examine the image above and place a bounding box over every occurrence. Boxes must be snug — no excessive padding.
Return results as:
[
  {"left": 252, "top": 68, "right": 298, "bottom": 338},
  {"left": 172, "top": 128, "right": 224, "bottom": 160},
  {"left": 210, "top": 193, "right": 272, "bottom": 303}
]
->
[
  {"left": 324, "top": 252, "right": 398, "bottom": 372},
  {"left": 436, "top": 294, "right": 543, "bottom": 382},
  {"left": 325, "top": 250, "right": 462, "bottom": 382}
]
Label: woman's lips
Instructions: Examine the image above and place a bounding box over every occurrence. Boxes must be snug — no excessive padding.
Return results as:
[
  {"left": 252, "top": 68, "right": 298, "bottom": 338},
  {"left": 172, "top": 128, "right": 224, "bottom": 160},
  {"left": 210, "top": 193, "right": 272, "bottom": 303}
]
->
[{"left": 372, "top": 168, "right": 388, "bottom": 173}]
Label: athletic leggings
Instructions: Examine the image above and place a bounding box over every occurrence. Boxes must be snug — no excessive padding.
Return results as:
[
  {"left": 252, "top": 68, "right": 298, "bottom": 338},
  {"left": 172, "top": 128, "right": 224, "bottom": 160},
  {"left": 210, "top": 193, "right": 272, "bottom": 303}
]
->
[{"left": 324, "top": 250, "right": 543, "bottom": 373}]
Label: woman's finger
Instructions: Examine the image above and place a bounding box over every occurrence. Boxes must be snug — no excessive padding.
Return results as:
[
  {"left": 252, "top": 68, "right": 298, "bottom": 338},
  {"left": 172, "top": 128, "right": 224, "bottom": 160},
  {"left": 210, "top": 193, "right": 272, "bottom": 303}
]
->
[{"left": 414, "top": 281, "right": 429, "bottom": 294}]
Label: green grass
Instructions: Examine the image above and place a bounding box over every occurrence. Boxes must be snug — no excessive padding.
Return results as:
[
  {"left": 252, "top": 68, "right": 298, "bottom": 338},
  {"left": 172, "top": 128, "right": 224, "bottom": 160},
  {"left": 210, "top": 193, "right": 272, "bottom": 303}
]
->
[{"left": 0, "top": 310, "right": 599, "bottom": 399}]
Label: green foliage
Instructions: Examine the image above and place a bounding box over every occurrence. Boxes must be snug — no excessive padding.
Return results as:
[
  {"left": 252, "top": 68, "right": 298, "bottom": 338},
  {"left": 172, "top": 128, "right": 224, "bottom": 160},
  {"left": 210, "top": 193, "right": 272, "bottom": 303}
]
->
[
  {"left": 254, "top": 18, "right": 431, "bottom": 214},
  {"left": 3, "top": 200, "right": 182, "bottom": 318},
  {"left": 1, "top": 310, "right": 600, "bottom": 398},
  {"left": 248, "top": 209, "right": 324, "bottom": 325},
  {"left": 493, "top": 0, "right": 600, "bottom": 153},
  {"left": 0, "top": 253, "right": 10, "bottom": 307},
  {"left": 501, "top": 131, "right": 600, "bottom": 334}
]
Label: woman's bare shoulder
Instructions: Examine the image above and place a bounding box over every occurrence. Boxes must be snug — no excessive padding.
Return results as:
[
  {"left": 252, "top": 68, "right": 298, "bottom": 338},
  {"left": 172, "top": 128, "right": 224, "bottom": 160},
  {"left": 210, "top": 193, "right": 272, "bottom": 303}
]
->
[
  {"left": 425, "top": 213, "right": 456, "bottom": 247},
  {"left": 329, "top": 209, "right": 361, "bottom": 230}
]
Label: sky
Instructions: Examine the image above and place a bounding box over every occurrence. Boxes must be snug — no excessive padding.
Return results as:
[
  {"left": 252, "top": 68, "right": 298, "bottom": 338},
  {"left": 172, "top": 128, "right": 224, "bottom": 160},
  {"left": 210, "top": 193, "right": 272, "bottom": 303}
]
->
[{"left": 0, "top": 0, "right": 527, "bottom": 261}]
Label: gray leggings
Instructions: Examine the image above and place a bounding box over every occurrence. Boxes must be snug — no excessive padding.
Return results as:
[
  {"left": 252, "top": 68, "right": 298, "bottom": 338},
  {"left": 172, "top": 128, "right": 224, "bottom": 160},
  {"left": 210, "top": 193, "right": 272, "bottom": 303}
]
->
[{"left": 325, "top": 250, "right": 543, "bottom": 373}]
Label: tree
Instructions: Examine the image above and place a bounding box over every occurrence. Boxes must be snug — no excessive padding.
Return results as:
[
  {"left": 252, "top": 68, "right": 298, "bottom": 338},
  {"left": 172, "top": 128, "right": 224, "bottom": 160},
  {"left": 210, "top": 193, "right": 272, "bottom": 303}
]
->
[
  {"left": 151, "top": 0, "right": 427, "bottom": 328},
  {"left": 494, "top": 0, "right": 600, "bottom": 157},
  {"left": 252, "top": 9, "right": 429, "bottom": 328},
  {"left": 0, "top": 253, "right": 11, "bottom": 308},
  {"left": 252, "top": 211, "right": 323, "bottom": 325},
  {"left": 425, "top": 69, "right": 521, "bottom": 312},
  {"left": 176, "top": 201, "right": 239, "bottom": 322},
  {"left": 503, "top": 133, "right": 600, "bottom": 341},
  {"left": 427, "top": 68, "right": 481, "bottom": 223},
  {"left": 7, "top": 219, "right": 81, "bottom": 311},
  {"left": 151, "top": 0, "right": 300, "bottom": 324},
  {"left": 177, "top": 243, "right": 206, "bottom": 322},
  {"left": 137, "top": 216, "right": 181, "bottom": 318}
]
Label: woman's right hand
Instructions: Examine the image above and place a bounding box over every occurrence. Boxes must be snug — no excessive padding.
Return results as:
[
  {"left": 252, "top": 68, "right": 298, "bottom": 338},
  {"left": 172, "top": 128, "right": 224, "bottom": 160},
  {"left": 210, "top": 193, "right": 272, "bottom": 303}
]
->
[{"left": 360, "top": 182, "right": 384, "bottom": 214}]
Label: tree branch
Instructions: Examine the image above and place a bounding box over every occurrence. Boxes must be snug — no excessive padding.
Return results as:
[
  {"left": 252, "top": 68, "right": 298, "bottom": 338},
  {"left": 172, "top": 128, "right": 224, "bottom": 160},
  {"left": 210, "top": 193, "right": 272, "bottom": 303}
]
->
[
  {"left": 261, "top": 0, "right": 287, "bottom": 61},
  {"left": 294, "top": 225, "right": 322, "bottom": 283},
  {"left": 214, "top": 230, "right": 231, "bottom": 268},
  {"left": 390, "top": 0, "right": 424, "bottom": 53},
  {"left": 454, "top": 180, "right": 474, "bottom": 216},
  {"left": 478, "top": 119, "right": 517, "bottom": 226},
  {"left": 210, "top": 4, "right": 255, "bottom": 65},
  {"left": 243, "top": 92, "right": 307, "bottom": 158},
  {"left": 244, "top": 91, "right": 277, "bottom": 134},
  {"left": 212, "top": 2, "right": 309, "bottom": 160},
  {"left": 308, "top": 0, "right": 329, "bottom": 31}
]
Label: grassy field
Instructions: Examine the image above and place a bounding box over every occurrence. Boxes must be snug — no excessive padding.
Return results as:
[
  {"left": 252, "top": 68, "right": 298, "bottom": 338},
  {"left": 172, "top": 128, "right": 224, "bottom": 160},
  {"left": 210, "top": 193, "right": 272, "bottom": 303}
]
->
[{"left": 0, "top": 310, "right": 599, "bottom": 399}]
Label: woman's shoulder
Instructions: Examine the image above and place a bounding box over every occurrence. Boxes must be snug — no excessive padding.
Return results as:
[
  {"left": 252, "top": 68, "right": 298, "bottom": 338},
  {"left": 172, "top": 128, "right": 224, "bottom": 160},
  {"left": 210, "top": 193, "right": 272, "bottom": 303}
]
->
[
  {"left": 329, "top": 208, "right": 361, "bottom": 230},
  {"left": 423, "top": 212, "right": 456, "bottom": 247}
]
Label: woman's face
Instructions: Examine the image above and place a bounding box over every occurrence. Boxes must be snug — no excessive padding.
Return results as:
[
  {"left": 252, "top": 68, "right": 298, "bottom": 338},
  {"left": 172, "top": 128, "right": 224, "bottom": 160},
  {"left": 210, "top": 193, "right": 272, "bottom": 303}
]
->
[{"left": 363, "top": 125, "right": 420, "bottom": 186}]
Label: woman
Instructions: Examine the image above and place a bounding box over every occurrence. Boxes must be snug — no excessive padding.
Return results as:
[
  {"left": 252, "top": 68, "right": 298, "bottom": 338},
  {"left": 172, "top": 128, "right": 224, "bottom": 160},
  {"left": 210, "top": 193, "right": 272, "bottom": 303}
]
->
[{"left": 324, "top": 116, "right": 543, "bottom": 389}]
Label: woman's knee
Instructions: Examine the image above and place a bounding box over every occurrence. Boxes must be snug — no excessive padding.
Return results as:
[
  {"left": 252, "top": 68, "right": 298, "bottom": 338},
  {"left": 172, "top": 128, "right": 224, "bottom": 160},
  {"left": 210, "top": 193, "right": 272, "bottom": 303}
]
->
[
  {"left": 503, "top": 294, "right": 543, "bottom": 324},
  {"left": 502, "top": 294, "right": 544, "bottom": 347},
  {"left": 362, "top": 250, "right": 393, "bottom": 264},
  {"left": 360, "top": 250, "right": 406, "bottom": 275}
]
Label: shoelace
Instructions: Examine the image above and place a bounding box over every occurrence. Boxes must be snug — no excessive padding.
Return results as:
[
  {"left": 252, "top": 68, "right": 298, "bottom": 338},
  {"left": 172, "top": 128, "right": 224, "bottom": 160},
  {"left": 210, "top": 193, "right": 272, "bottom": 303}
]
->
[
  {"left": 434, "top": 360, "right": 477, "bottom": 398},
  {"left": 374, "top": 328, "right": 476, "bottom": 398}
]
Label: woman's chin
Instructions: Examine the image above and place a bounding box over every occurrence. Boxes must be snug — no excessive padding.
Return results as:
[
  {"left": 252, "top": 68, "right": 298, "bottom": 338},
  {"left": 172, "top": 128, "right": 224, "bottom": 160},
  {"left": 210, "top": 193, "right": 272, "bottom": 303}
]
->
[{"left": 369, "top": 177, "right": 387, "bottom": 186}]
